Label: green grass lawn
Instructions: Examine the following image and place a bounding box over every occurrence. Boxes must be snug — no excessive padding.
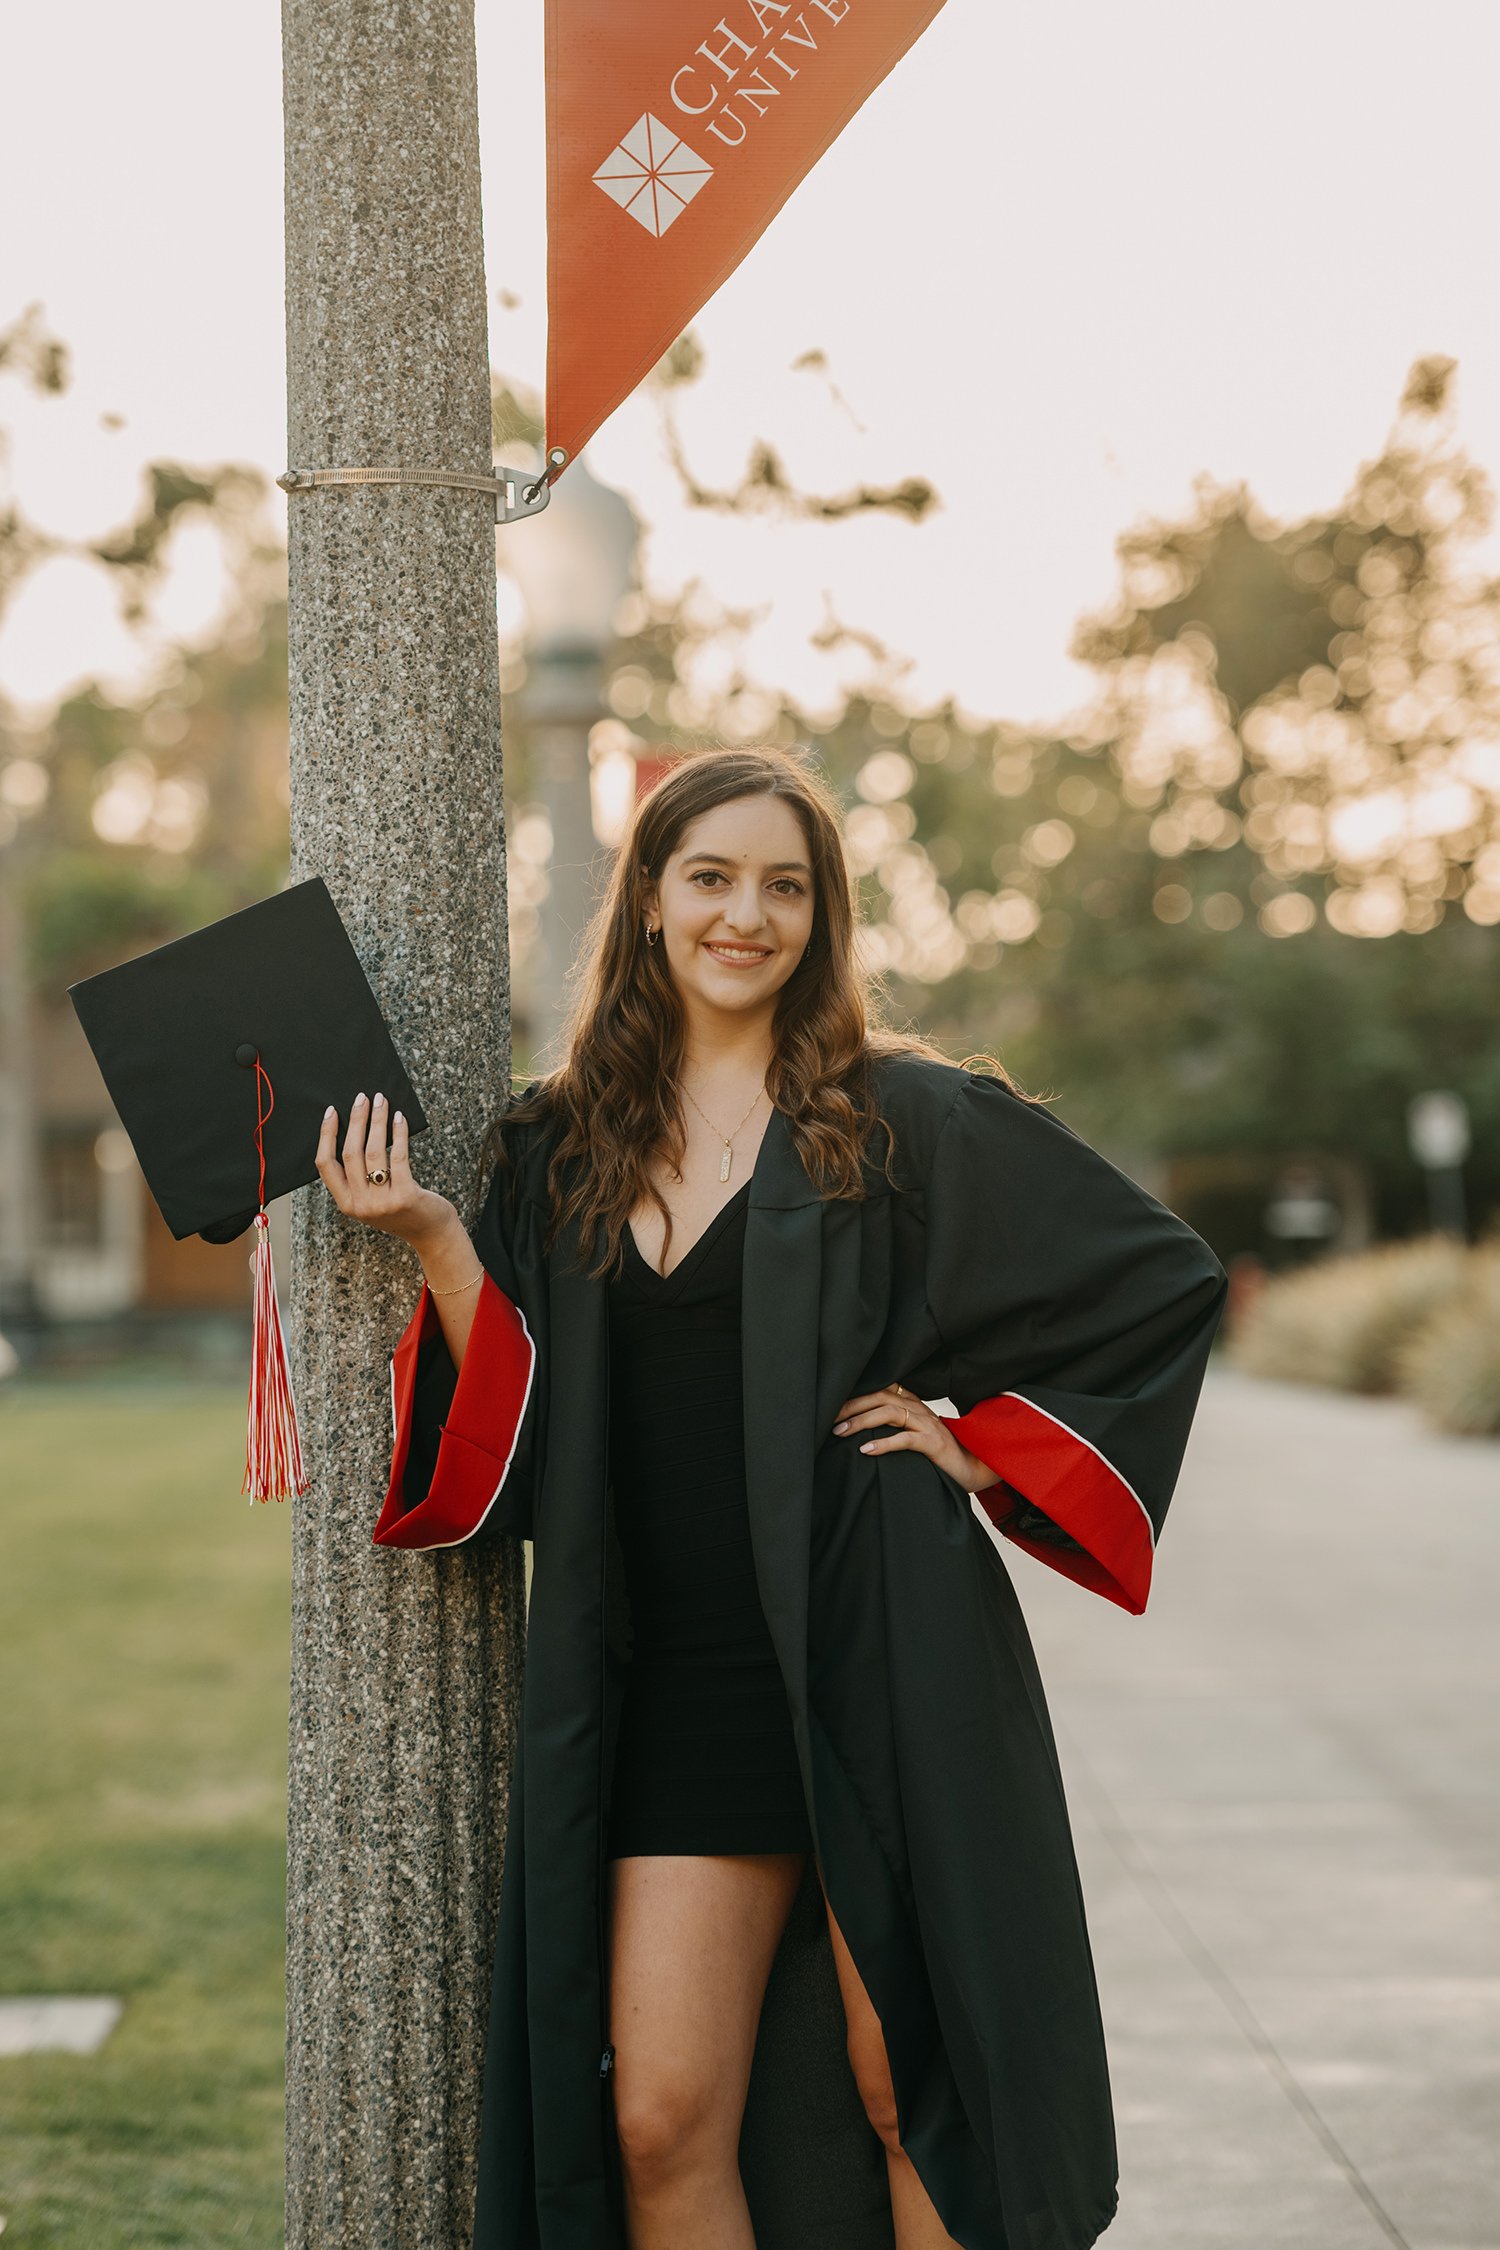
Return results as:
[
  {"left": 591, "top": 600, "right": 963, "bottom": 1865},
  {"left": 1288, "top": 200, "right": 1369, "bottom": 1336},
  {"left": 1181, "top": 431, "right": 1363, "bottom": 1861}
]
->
[{"left": 0, "top": 1379, "right": 289, "bottom": 2247}]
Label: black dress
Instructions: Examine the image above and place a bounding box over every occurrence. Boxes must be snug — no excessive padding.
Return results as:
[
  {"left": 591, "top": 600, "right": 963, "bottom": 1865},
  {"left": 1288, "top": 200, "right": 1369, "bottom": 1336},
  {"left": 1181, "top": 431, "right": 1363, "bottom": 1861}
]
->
[{"left": 604, "top": 1178, "right": 813, "bottom": 1859}]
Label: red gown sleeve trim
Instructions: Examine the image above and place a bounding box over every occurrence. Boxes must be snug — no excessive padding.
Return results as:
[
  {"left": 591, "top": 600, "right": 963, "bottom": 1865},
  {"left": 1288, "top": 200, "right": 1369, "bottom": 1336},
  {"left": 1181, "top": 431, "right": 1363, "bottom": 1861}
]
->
[
  {"left": 373, "top": 1269, "right": 536, "bottom": 1550},
  {"left": 940, "top": 1391, "right": 1155, "bottom": 1616}
]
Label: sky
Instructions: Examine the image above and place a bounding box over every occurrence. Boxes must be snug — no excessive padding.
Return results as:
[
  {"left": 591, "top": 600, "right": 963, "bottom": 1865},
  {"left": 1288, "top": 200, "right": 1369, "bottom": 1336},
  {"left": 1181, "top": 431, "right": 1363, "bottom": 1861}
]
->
[{"left": 3, "top": 1, "right": 1500, "bottom": 730}]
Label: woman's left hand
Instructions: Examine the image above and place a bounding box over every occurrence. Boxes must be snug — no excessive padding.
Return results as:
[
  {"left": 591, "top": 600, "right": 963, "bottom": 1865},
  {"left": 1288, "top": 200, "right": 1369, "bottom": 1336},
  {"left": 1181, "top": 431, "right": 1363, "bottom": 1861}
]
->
[{"left": 831, "top": 1384, "right": 1003, "bottom": 1495}]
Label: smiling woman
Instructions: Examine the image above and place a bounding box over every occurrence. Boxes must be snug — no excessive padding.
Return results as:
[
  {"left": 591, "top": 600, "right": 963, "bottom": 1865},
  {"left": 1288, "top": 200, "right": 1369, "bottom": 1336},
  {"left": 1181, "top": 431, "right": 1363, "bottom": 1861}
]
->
[
  {"left": 472, "top": 744, "right": 906, "bottom": 1285},
  {"left": 318, "top": 742, "right": 1226, "bottom": 2250}
]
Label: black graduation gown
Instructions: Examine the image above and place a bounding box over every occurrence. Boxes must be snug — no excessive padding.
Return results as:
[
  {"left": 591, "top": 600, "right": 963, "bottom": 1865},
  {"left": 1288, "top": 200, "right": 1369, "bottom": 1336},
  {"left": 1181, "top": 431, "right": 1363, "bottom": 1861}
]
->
[{"left": 373, "top": 1054, "right": 1228, "bottom": 2250}]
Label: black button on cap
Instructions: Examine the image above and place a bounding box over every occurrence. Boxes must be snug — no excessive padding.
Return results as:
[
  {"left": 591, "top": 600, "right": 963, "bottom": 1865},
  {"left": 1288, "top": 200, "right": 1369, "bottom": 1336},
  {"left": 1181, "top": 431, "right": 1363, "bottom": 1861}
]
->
[{"left": 234, "top": 1042, "right": 259, "bottom": 1068}]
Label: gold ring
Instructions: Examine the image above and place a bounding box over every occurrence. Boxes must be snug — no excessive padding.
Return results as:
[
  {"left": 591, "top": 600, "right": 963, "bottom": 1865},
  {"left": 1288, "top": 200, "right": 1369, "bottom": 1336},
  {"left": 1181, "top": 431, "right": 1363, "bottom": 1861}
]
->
[{"left": 366, "top": 1167, "right": 389, "bottom": 1186}]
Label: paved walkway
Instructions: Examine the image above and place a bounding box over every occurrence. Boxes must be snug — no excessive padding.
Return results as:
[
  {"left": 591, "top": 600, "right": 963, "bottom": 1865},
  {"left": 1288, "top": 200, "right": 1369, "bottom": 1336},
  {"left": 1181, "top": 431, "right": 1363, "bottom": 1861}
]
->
[{"left": 1012, "top": 1369, "right": 1499, "bottom": 2250}]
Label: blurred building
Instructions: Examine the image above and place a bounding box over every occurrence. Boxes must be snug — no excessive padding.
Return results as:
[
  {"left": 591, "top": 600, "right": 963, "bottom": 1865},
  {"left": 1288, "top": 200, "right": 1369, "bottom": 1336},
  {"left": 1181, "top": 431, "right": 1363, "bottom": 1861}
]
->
[
  {"left": 19, "top": 988, "right": 254, "bottom": 1336},
  {"left": 1164, "top": 1152, "right": 1374, "bottom": 1273}
]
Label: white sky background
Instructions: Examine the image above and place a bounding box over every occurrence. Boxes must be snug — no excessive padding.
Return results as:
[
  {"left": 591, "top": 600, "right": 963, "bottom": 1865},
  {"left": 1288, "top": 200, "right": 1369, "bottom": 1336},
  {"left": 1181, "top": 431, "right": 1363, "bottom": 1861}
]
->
[{"left": 2, "top": 1, "right": 1499, "bottom": 728}]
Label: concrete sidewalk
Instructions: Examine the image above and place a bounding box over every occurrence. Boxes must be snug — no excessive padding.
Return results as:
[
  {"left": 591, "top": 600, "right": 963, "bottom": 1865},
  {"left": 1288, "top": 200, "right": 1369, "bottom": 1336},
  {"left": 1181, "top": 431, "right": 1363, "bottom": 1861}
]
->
[{"left": 1013, "top": 1368, "right": 1500, "bottom": 2250}]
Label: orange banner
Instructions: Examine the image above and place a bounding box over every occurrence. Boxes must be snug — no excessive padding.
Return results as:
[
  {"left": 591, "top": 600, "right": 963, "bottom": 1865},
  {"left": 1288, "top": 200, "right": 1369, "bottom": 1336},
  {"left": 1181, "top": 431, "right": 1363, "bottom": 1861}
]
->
[{"left": 544, "top": 0, "right": 949, "bottom": 476}]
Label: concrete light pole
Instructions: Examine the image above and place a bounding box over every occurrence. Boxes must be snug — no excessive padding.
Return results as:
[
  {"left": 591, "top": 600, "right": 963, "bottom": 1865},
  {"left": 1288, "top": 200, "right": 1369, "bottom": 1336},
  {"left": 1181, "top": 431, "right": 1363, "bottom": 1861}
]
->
[
  {"left": 504, "top": 461, "right": 637, "bottom": 1064},
  {"left": 281, "top": 4, "right": 524, "bottom": 2243}
]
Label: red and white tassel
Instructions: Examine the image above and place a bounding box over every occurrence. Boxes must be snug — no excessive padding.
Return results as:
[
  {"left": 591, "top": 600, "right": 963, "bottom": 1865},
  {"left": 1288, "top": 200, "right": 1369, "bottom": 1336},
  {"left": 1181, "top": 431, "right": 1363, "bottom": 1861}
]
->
[{"left": 243, "top": 1210, "right": 307, "bottom": 1503}]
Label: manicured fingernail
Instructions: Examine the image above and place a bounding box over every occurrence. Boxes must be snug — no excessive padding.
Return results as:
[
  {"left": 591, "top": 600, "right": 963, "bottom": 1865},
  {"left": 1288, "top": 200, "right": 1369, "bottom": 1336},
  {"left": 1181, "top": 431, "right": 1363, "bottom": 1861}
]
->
[
  {"left": 394, "top": 1110, "right": 404, "bottom": 1125},
  {"left": 373, "top": 1091, "right": 385, "bottom": 1106},
  {"left": 323, "top": 1104, "right": 335, "bottom": 1120},
  {"left": 859, "top": 1442, "right": 874, "bottom": 1452},
  {"left": 833, "top": 1421, "right": 849, "bottom": 1434},
  {"left": 354, "top": 1091, "right": 366, "bottom": 1105}
]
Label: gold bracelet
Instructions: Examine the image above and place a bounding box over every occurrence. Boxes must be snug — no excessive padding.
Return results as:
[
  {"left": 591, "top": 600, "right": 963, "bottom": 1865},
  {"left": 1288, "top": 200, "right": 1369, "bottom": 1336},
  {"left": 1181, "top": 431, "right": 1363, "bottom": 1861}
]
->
[{"left": 427, "top": 1267, "right": 485, "bottom": 1298}]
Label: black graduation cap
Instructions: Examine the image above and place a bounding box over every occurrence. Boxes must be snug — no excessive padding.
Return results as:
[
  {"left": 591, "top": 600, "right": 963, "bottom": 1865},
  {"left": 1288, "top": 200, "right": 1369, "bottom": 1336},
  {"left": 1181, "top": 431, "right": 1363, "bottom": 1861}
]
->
[{"left": 68, "top": 877, "right": 428, "bottom": 1245}]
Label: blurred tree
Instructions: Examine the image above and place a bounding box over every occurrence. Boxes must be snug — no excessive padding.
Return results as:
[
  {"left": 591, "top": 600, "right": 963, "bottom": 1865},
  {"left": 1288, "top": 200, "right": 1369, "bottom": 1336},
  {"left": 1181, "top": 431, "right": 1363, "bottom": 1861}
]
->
[
  {"left": 18, "top": 594, "right": 291, "bottom": 996},
  {"left": 648, "top": 330, "right": 939, "bottom": 521},
  {"left": 0, "top": 307, "right": 288, "bottom": 1000},
  {"left": 903, "top": 715, "right": 1500, "bottom": 1245},
  {"left": 0, "top": 306, "right": 274, "bottom": 639},
  {"left": 1073, "top": 355, "right": 1500, "bottom": 934}
]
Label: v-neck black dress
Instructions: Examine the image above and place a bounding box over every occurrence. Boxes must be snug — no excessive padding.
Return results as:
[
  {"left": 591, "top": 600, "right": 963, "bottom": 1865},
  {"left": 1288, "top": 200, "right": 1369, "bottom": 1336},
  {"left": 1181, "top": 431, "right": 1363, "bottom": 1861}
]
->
[{"left": 605, "top": 1179, "right": 814, "bottom": 1860}]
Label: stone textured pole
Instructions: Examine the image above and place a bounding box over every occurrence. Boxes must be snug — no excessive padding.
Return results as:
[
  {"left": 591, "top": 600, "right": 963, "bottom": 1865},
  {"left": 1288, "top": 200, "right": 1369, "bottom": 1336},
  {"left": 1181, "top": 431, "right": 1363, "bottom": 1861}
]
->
[
  {"left": 281, "top": 5, "right": 525, "bottom": 2243},
  {"left": 525, "top": 644, "right": 607, "bottom": 1066}
]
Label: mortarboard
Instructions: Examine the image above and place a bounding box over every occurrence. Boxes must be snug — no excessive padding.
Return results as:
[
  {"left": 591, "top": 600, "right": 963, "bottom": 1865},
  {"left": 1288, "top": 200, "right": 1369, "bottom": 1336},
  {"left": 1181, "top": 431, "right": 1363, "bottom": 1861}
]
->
[
  {"left": 69, "top": 876, "right": 427, "bottom": 1243},
  {"left": 68, "top": 877, "right": 428, "bottom": 1501}
]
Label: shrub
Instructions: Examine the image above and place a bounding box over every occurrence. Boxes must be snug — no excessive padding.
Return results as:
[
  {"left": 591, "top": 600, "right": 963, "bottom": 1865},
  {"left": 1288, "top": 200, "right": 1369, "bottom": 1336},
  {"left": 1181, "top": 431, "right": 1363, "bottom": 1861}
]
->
[
  {"left": 1231, "top": 1236, "right": 1470, "bottom": 1394},
  {"left": 1395, "top": 1247, "right": 1500, "bottom": 1436}
]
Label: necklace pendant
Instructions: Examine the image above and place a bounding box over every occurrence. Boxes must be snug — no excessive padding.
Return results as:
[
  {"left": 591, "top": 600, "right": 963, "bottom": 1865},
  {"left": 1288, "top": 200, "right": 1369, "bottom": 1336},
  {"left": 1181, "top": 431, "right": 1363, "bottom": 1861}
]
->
[{"left": 719, "top": 1146, "right": 732, "bottom": 1183}]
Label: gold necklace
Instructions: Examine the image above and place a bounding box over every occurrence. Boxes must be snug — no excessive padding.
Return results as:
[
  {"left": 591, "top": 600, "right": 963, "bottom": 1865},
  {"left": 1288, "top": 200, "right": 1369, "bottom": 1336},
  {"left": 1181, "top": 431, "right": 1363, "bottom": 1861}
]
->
[{"left": 681, "top": 1080, "right": 767, "bottom": 1183}]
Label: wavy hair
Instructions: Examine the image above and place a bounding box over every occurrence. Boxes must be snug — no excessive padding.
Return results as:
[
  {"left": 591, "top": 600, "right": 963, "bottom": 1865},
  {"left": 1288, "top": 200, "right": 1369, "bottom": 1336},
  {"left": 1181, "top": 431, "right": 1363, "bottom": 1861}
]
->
[{"left": 482, "top": 743, "right": 1008, "bottom": 1278}]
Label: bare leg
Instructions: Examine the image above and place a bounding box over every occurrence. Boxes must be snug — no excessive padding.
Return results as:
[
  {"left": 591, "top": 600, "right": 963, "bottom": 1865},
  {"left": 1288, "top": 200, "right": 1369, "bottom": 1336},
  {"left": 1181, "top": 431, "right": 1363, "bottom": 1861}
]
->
[
  {"left": 608, "top": 1851, "right": 805, "bottom": 2249},
  {"left": 822, "top": 1889, "right": 963, "bottom": 2250}
]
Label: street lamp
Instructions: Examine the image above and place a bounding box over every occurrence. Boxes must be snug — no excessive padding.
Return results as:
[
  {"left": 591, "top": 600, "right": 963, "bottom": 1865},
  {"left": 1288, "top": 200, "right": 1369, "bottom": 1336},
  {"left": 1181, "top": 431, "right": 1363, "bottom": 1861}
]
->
[
  {"left": 502, "top": 458, "right": 637, "bottom": 1067},
  {"left": 1407, "top": 1090, "right": 1471, "bottom": 1239}
]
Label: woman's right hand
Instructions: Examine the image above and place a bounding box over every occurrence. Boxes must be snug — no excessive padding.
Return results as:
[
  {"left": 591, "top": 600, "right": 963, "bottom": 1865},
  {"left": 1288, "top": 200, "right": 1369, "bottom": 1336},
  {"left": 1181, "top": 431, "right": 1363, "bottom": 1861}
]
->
[{"left": 315, "top": 1091, "right": 457, "bottom": 1252}]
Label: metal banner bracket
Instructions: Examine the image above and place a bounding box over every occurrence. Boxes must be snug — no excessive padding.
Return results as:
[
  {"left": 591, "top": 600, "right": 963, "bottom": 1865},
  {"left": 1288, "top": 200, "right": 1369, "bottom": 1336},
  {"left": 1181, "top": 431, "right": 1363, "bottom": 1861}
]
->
[{"left": 276, "top": 455, "right": 563, "bottom": 526}]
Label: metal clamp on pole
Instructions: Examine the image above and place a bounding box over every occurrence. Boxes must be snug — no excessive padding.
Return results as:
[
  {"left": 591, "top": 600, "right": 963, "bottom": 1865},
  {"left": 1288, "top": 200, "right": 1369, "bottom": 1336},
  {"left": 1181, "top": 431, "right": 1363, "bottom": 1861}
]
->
[{"left": 276, "top": 453, "right": 566, "bottom": 525}]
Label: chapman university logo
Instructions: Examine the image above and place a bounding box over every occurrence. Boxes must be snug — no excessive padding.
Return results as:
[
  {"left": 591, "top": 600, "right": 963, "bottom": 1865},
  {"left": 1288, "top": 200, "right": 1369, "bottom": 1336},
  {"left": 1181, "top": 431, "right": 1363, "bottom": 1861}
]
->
[
  {"left": 592, "top": 3, "right": 855, "bottom": 237},
  {"left": 592, "top": 115, "right": 714, "bottom": 238}
]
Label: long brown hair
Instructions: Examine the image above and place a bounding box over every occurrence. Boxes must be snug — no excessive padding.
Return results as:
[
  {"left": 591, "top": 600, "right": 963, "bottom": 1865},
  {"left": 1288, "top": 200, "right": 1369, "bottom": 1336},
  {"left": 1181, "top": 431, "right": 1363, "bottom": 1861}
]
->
[{"left": 483, "top": 743, "right": 1002, "bottom": 1277}]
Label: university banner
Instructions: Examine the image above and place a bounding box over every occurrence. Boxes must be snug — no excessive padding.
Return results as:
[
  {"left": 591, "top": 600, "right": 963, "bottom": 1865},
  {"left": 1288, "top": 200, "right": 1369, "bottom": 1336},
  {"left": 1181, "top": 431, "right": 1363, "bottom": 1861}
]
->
[{"left": 544, "top": 0, "right": 949, "bottom": 476}]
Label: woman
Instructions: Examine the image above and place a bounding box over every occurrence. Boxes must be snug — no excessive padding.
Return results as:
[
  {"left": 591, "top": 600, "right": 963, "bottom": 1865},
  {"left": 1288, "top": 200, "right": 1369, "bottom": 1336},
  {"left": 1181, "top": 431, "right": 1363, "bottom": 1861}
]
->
[{"left": 315, "top": 744, "right": 1226, "bottom": 2250}]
